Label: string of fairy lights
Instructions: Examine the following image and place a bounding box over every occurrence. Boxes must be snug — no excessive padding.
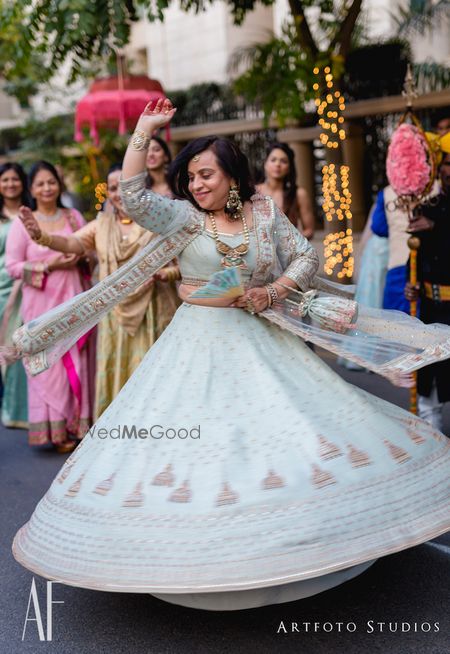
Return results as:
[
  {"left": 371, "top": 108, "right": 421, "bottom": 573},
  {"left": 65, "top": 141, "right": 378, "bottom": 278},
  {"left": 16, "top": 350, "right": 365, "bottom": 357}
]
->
[{"left": 313, "top": 65, "right": 354, "bottom": 279}]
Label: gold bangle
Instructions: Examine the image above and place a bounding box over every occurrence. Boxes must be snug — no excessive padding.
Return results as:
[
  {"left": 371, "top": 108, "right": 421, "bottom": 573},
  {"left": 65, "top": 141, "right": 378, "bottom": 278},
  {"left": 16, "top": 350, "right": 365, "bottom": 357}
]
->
[
  {"left": 130, "top": 129, "right": 151, "bottom": 151},
  {"left": 166, "top": 266, "right": 180, "bottom": 282},
  {"left": 34, "top": 231, "right": 53, "bottom": 247},
  {"left": 265, "top": 286, "right": 273, "bottom": 307},
  {"left": 266, "top": 283, "right": 278, "bottom": 305}
]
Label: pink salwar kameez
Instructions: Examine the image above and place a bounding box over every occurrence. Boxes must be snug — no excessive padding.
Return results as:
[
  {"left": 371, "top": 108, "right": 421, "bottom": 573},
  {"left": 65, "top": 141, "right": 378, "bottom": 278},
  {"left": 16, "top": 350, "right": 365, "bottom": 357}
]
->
[{"left": 6, "top": 210, "right": 93, "bottom": 446}]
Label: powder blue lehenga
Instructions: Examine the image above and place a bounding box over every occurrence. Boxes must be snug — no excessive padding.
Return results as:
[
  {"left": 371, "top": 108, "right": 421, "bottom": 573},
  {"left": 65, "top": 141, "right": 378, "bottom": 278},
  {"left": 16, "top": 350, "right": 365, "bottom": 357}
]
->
[{"left": 11, "top": 175, "right": 450, "bottom": 610}]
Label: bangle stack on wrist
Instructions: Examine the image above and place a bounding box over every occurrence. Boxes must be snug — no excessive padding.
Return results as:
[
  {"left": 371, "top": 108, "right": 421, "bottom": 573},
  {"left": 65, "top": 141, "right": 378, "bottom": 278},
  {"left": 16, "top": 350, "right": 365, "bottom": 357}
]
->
[
  {"left": 265, "top": 283, "right": 279, "bottom": 307},
  {"left": 165, "top": 266, "right": 181, "bottom": 283},
  {"left": 34, "top": 231, "right": 53, "bottom": 248},
  {"left": 130, "top": 129, "right": 151, "bottom": 151}
]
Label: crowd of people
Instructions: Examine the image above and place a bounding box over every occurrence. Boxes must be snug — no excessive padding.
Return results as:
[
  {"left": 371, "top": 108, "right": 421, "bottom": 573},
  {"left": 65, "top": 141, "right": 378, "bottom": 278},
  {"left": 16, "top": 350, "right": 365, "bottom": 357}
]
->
[
  {"left": 8, "top": 98, "right": 450, "bottom": 612},
  {"left": 0, "top": 136, "right": 314, "bottom": 451},
  {"left": 351, "top": 115, "right": 450, "bottom": 427}
]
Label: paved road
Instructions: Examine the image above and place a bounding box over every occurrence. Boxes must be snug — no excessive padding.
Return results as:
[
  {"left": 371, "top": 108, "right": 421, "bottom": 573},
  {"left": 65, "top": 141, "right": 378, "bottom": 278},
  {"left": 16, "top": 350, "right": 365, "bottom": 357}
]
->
[{"left": 1, "top": 354, "right": 449, "bottom": 654}]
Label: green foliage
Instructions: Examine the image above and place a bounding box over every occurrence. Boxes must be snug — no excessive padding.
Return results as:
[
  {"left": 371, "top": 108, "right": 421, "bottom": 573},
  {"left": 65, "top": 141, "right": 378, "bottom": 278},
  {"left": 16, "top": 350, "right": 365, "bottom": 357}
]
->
[
  {"left": 0, "top": 1, "right": 362, "bottom": 99},
  {"left": 413, "top": 61, "right": 450, "bottom": 94},
  {"left": 0, "top": 0, "right": 270, "bottom": 96},
  {"left": 391, "top": 0, "right": 450, "bottom": 95},
  {"left": 229, "top": 24, "right": 316, "bottom": 126},
  {"left": 0, "top": 113, "right": 128, "bottom": 217},
  {"left": 168, "top": 83, "right": 245, "bottom": 126},
  {"left": 394, "top": 0, "right": 450, "bottom": 35}
]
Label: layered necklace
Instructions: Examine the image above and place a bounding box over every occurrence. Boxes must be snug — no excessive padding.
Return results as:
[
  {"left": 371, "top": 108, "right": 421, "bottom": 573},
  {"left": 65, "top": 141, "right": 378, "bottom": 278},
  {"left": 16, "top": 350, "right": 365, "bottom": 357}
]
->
[
  {"left": 36, "top": 208, "right": 62, "bottom": 223},
  {"left": 208, "top": 211, "right": 250, "bottom": 269}
]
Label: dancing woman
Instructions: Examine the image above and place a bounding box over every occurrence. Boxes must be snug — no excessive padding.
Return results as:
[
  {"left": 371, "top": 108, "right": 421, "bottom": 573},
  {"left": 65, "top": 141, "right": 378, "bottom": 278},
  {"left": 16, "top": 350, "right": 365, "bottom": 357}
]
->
[
  {"left": 256, "top": 142, "right": 315, "bottom": 239},
  {"left": 19, "top": 163, "right": 180, "bottom": 419},
  {"left": 0, "top": 163, "right": 29, "bottom": 428},
  {"left": 10, "top": 100, "right": 450, "bottom": 610},
  {"left": 6, "top": 161, "right": 93, "bottom": 450}
]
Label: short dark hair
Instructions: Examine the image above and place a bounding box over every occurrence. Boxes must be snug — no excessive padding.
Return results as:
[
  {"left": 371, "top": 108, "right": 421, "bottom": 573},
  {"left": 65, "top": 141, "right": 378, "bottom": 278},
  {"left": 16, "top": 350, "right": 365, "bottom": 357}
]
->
[
  {"left": 28, "top": 160, "right": 64, "bottom": 209},
  {"left": 168, "top": 136, "right": 255, "bottom": 211},
  {"left": 0, "top": 162, "right": 30, "bottom": 215}
]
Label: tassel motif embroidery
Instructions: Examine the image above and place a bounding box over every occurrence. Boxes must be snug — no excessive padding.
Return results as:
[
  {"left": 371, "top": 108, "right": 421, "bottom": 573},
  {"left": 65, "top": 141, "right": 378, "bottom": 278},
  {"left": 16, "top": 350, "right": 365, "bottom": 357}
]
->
[
  {"left": 311, "top": 464, "right": 336, "bottom": 488},
  {"left": 262, "top": 469, "right": 285, "bottom": 489},
  {"left": 169, "top": 480, "right": 191, "bottom": 503},
  {"left": 384, "top": 439, "right": 411, "bottom": 464},
  {"left": 347, "top": 444, "right": 371, "bottom": 468},
  {"left": 122, "top": 482, "right": 145, "bottom": 507},
  {"left": 65, "top": 474, "right": 84, "bottom": 497},
  {"left": 57, "top": 463, "right": 73, "bottom": 484},
  {"left": 406, "top": 428, "right": 426, "bottom": 445},
  {"left": 216, "top": 482, "right": 239, "bottom": 506},
  {"left": 318, "top": 435, "right": 342, "bottom": 460},
  {"left": 94, "top": 473, "right": 116, "bottom": 496},
  {"left": 152, "top": 464, "right": 175, "bottom": 487}
]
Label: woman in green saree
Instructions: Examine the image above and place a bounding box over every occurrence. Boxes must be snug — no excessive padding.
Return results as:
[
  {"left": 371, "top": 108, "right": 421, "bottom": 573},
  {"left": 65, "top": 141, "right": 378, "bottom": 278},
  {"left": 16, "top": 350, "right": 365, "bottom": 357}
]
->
[{"left": 0, "top": 162, "right": 29, "bottom": 428}]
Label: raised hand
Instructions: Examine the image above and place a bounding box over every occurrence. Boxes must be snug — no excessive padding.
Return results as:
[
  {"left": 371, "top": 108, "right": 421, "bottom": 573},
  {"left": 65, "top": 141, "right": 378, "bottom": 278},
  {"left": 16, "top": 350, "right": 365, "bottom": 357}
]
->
[
  {"left": 19, "top": 206, "right": 41, "bottom": 240},
  {"left": 136, "top": 98, "right": 176, "bottom": 135}
]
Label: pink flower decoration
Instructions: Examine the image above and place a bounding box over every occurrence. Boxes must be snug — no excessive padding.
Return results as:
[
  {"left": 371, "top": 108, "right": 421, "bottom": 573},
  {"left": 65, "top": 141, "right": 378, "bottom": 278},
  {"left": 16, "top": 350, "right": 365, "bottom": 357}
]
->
[{"left": 386, "top": 123, "right": 432, "bottom": 197}]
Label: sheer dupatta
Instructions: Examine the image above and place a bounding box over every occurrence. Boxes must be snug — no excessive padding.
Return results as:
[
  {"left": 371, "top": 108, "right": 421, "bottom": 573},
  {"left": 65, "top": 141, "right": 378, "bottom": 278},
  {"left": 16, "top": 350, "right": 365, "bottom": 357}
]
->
[
  {"left": 264, "top": 291, "right": 450, "bottom": 387},
  {"left": 2, "top": 182, "right": 450, "bottom": 387}
]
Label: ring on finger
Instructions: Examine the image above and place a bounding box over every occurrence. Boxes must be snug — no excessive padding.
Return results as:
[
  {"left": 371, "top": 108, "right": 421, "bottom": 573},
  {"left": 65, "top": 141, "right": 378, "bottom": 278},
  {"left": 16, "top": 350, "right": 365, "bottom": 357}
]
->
[{"left": 246, "top": 298, "right": 256, "bottom": 315}]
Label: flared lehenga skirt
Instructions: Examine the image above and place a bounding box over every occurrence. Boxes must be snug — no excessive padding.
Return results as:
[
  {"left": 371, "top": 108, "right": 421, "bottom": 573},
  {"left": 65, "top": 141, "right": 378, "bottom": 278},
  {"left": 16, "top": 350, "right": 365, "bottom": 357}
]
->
[{"left": 13, "top": 304, "right": 450, "bottom": 609}]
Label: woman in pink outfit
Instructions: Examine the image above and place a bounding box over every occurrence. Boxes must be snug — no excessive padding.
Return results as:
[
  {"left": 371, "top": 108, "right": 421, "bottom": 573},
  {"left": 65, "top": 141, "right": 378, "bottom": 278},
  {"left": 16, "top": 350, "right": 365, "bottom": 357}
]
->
[{"left": 6, "top": 161, "right": 93, "bottom": 451}]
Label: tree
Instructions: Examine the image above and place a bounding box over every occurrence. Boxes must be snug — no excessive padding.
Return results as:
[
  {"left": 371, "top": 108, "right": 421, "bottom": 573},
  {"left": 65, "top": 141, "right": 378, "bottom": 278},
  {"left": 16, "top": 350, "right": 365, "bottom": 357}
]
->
[
  {"left": 0, "top": 0, "right": 362, "bottom": 96},
  {"left": 394, "top": 0, "right": 450, "bottom": 36}
]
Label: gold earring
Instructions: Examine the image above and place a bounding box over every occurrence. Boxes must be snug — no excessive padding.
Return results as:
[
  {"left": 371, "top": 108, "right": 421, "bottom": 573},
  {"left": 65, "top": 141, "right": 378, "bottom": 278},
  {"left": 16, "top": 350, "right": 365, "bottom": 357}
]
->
[{"left": 225, "top": 185, "right": 243, "bottom": 222}]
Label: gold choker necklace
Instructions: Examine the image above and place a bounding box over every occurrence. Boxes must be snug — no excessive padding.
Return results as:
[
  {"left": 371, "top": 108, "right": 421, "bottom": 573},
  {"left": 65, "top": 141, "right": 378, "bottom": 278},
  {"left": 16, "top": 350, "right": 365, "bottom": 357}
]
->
[{"left": 208, "top": 212, "right": 250, "bottom": 268}]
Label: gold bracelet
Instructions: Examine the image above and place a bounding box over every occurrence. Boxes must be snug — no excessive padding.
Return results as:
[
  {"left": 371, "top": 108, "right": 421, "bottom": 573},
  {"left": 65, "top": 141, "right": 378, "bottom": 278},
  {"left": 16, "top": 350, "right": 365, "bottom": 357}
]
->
[
  {"left": 266, "top": 283, "right": 278, "bottom": 305},
  {"left": 34, "top": 231, "right": 53, "bottom": 247},
  {"left": 265, "top": 286, "right": 273, "bottom": 307},
  {"left": 130, "top": 129, "right": 151, "bottom": 151},
  {"left": 165, "top": 266, "right": 181, "bottom": 282}
]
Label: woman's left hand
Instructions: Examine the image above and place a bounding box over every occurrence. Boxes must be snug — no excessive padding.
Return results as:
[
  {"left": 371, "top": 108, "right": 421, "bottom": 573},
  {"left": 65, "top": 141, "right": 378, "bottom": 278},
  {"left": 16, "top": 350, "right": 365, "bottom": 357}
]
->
[
  {"left": 154, "top": 265, "right": 180, "bottom": 283},
  {"left": 232, "top": 287, "right": 269, "bottom": 313}
]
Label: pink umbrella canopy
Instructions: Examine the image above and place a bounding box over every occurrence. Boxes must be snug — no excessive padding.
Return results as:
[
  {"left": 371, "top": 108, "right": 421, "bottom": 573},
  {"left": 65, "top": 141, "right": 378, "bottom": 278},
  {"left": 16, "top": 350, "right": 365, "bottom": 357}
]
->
[{"left": 74, "top": 75, "right": 170, "bottom": 145}]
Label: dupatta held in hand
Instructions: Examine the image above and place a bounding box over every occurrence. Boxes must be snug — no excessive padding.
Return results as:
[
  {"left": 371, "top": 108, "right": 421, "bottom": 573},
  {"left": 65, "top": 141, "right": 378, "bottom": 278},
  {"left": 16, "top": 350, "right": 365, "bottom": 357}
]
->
[{"left": 2, "top": 182, "right": 450, "bottom": 385}]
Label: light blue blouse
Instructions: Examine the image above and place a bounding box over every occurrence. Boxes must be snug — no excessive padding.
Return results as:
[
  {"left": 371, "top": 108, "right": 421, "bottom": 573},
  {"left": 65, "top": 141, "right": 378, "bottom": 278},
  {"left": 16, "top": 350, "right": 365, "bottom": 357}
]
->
[{"left": 179, "top": 228, "right": 257, "bottom": 284}]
